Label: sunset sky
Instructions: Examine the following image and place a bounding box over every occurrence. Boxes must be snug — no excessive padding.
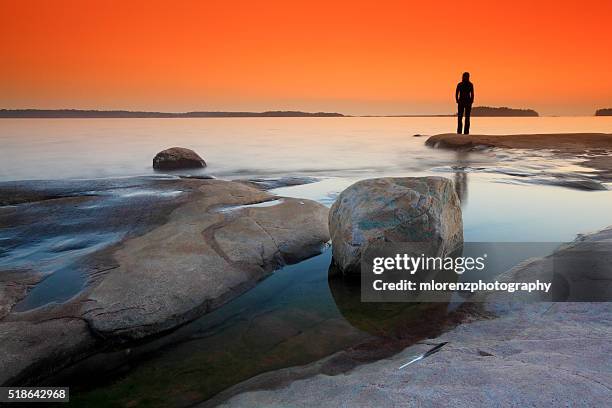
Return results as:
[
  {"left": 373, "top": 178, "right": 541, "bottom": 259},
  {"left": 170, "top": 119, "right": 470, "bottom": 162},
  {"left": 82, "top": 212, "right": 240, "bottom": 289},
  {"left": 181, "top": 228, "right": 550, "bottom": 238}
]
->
[{"left": 1, "top": 0, "right": 611, "bottom": 115}]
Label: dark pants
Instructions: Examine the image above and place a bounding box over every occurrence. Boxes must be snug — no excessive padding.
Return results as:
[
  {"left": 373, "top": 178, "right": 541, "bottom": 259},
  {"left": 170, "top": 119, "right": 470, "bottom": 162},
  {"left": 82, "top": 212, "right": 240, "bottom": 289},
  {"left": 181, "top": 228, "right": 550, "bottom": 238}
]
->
[{"left": 457, "top": 102, "right": 472, "bottom": 134}]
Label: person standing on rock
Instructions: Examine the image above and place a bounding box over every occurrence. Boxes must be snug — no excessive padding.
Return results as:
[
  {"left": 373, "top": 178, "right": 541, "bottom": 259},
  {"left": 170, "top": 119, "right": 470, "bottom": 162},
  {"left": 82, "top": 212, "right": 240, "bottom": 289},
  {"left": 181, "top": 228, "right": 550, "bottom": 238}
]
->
[{"left": 455, "top": 72, "right": 474, "bottom": 134}]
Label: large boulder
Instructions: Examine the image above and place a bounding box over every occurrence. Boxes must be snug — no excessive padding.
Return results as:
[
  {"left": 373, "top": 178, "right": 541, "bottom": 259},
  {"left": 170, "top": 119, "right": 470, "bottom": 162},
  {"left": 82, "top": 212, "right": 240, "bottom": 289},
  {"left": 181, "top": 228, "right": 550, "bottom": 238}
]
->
[
  {"left": 153, "top": 147, "right": 206, "bottom": 170},
  {"left": 84, "top": 184, "right": 331, "bottom": 340},
  {"left": 329, "top": 177, "right": 463, "bottom": 274}
]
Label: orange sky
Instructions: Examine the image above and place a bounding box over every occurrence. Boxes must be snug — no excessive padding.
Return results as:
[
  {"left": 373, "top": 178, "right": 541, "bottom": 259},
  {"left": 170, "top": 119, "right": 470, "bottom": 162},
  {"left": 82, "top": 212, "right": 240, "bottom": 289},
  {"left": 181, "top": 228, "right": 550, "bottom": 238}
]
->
[{"left": 1, "top": 0, "right": 611, "bottom": 115}]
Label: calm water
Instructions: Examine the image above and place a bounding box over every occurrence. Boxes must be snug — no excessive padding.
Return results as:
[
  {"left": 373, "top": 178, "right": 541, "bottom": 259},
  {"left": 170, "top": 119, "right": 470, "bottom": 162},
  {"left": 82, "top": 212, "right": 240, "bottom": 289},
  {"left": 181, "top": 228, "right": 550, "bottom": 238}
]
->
[
  {"left": 2, "top": 117, "right": 612, "bottom": 407},
  {"left": 2, "top": 117, "right": 611, "bottom": 242},
  {"left": 1, "top": 116, "right": 611, "bottom": 181}
]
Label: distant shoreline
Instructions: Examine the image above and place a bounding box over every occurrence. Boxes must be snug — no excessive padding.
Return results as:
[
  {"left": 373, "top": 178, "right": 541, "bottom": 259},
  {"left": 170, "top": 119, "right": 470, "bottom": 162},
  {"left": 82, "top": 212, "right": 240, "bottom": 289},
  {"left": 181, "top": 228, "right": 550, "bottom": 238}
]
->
[
  {"left": 595, "top": 108, "right": 612, "bottom": 116},
  {"left": 468, "top": 106, "right": 539, "bottom": 117},
  {"left": 2, "top": 108, "right": 607, "bottom": 118},
  {"left": 0, "top": 109, "right": 346, "bottom": 118}
]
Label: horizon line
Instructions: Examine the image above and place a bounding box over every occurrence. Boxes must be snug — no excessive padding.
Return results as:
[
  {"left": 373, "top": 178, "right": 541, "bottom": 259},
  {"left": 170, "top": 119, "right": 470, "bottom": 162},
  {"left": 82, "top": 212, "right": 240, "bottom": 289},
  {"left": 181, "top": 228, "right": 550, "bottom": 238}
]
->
[{"left": 0, "top": 107, "right": 608, "bottom": 118}]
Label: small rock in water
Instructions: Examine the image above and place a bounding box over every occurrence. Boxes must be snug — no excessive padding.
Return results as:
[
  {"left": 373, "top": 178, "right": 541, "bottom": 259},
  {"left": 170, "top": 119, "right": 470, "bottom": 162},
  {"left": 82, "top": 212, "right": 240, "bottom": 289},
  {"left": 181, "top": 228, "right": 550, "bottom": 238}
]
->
[{"left": 153, "top": 147, "right": 206, "bottom": 170}]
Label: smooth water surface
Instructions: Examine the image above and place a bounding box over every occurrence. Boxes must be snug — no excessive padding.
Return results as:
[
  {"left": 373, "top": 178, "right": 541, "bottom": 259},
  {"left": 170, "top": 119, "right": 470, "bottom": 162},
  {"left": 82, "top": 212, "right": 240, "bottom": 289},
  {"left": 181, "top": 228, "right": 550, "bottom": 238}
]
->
[{"left": 1, "top": 116, "right": 612, "bottom": 181}]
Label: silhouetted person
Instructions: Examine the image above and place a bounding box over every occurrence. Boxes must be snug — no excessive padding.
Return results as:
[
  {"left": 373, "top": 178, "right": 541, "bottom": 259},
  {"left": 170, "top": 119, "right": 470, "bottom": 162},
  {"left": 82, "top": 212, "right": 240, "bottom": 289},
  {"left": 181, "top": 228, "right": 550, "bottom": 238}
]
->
[{"left": 455, "top": 72, "right": 474, "bottom": 134}]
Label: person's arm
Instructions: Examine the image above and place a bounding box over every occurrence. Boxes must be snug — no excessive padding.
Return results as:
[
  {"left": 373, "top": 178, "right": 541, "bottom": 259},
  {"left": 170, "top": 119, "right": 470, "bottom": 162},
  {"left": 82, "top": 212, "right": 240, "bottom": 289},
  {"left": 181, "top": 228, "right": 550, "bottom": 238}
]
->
[
  {"left": 470, "top": 84, "right": 474, "bottom": 104},
  {"left": 455, "top": 84, "right": 460, "bottom": 103}
]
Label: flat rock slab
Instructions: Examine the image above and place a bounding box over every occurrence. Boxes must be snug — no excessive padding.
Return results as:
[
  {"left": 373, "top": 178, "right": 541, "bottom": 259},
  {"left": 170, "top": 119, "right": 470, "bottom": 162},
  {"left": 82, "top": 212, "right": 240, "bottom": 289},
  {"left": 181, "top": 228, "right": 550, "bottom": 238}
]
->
[
  {"left": 425, "top": 133, "right": 612, "bottom": 180},
  {"left": 212, "top": 226, "right": 612, "bottom": 407},
  {"left": 0, "top": 177, "right": 329, "bottom": 383},
  {"left": 216, "top": 303, "right": 611, "bottom": 407},
  {"left": 82, "top": 180, "right": 330, "bottom": 340},
  {"left": 0, "top": 318, "right": 95, "bottom": 386},
  {"left": 425, "top": 133, "right": 612, "bottom": 152}
]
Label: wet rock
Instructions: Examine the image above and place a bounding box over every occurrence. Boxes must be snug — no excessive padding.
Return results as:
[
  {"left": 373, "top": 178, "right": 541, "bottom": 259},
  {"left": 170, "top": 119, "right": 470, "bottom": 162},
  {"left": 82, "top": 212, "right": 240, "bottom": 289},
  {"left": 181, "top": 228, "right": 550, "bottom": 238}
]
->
[
  {"left": 530, "top": 176, "right": 607, "bottom": 191},
  {"left": 80, "top": 180, "right": 329, "bottom": 340},
  {"left": 489, "top": 225, "right": 612, "bottom": 303},
  {"left": 216, "top": 300, "right": 611, "bottom": 408},
  {"left": 153, "top": 147, "right": 206, "bottom": 170},
  {"left": 328, "top": 177, "right": 463, "bottom": 274},
  {"left": 0, "top": 319, "right": 95, "bottom": 386},
  {"left": 212, "top": 227, "right": 612, "bottom": 408},
  {"left": 0, "top": 177, "right": 329, "bottom": 383},
  {"left": 241, "top": 176, "right": 320, "bottom": 190},
  {"left": 425, "top": 133, "right": 612, "bottom": 153},
  {"left": 494, "top": 172, "right": 608, "bottom": 191},
  {"left": 425, "top": 133, "right": 495, "bottom": 150},
  {"left": 0, "top": 271, "right": 44, "bottom": 320}
]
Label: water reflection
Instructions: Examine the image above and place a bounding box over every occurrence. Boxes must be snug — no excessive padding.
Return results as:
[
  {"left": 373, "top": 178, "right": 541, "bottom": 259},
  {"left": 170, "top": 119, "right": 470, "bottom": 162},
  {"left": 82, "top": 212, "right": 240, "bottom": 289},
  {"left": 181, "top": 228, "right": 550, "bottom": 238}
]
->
[
  {"left": 327, "top": 270, "right": 457, "bottom": 342},
  {"left": 453, "top": 151, "right": 469, "bottom": 206}
]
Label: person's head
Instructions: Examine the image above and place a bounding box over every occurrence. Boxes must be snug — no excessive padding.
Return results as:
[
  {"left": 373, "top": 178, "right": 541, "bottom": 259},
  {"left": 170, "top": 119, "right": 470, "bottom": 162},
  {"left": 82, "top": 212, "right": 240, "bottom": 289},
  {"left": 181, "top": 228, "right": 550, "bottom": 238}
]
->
[{"left": 462, "top": 72, "right": 470, "bottom": 82}]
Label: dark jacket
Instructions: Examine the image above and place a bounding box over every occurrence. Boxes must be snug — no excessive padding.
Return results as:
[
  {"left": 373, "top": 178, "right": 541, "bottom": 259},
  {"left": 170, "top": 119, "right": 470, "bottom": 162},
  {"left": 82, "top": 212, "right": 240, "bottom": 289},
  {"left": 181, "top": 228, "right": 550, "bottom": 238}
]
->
[{"left": 456, "top": 81, "right": 474, "bottom": 104}]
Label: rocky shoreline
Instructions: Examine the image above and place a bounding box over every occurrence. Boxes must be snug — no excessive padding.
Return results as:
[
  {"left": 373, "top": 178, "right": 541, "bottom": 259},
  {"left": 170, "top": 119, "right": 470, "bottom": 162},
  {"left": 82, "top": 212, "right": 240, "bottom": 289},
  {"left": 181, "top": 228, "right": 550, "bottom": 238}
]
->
[
  {"left": 0, "top": 176, "right": 330, "bottom": 385},
  {"left": 425, "top": 133, "right": 612, "bottom": 181},
  {"left": 1, "top": 141, "right": 611, "bottom": 406}
]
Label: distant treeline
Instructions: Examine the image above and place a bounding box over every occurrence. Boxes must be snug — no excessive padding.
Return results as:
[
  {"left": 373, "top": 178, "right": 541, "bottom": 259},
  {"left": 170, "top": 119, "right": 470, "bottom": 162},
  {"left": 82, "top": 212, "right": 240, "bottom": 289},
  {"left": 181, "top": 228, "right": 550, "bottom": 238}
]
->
[
  {"left": 595, "top": 108, "right": 612, "bottom": 116},
  {"left": 0, "top": 109, "right": 345, "bottom": 118},
  {"left": 470, "top": 106, "right": 539, "bottom": 117}
]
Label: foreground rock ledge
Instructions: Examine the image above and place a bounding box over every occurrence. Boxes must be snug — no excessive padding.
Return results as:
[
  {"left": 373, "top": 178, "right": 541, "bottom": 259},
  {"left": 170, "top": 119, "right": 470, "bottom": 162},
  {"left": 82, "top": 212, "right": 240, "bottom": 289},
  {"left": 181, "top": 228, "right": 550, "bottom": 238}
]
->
[
  {"left": 207, "top": 226, "right": 612, "bottom": 408},
  {"left": 329, "top": 177, "right": 463, "bottom": 274},
  {"left": 83, "top": 182, "right": 329, "bottom": 339},
  {"left": 0, "top": 177, "right": 329, "bottom": 385}
]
